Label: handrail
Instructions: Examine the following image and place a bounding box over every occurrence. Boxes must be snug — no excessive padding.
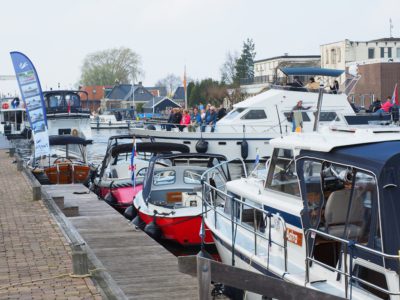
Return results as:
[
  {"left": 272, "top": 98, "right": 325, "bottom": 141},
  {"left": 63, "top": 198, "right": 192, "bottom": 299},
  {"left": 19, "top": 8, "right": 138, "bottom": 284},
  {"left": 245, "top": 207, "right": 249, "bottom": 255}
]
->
[
  {"left": 305, "top": 228, "right": 400, "bottom": 297},
  {"left": 201, "top": 163, "right": 288, "bottom": 271}
]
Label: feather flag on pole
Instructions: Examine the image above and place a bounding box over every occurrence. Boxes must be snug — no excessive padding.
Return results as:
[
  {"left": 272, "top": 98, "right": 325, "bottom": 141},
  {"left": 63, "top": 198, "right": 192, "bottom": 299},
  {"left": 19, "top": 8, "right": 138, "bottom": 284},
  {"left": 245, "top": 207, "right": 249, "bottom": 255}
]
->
[
  {"left": 391, "top": 83, "right": 399, "bottom": 105},
  {"left": 129, "top": 138, "right": 137, "bottom": 189}
]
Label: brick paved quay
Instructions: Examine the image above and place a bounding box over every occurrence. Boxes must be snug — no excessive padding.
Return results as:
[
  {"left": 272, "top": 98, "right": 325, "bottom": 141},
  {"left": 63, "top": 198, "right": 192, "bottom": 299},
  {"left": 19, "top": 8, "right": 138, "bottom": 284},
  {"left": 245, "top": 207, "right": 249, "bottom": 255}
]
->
[{"left": 0, "top": 150, "right": 102, "bottom": 300}]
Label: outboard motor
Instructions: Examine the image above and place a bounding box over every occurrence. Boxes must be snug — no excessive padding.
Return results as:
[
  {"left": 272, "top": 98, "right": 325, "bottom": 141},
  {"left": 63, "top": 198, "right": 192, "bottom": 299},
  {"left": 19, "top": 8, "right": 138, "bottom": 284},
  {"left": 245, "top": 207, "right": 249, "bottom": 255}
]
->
[
  {"left": 123, "top": 205, "right": 137, "bottom": 221},
  {"left": 241, "top": 140, "right": 248, "bottom": 160},
  {"left": 196, "top": 139, "right": 208, "bottom": 153}
]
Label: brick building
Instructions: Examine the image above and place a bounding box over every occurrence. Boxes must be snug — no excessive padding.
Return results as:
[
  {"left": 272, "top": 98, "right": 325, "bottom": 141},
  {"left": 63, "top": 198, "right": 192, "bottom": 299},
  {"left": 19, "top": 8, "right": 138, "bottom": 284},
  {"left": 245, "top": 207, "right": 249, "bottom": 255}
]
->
[
  {"left": 79, "top": 85, "right": 112, "bottom": 112},
  {"left": 349, "top": 62, "right": 400, "bottom": 108}
]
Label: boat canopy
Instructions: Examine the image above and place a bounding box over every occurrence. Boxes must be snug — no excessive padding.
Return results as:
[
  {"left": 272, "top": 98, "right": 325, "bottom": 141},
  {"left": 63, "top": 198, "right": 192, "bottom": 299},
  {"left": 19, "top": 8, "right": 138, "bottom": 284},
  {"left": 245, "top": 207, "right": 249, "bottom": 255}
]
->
[
  {"left": 297, "top": 141, "right": 400, "bottom": 269},
  {"left": 49, "top": 135, "right": 92, "bottom": 146},
  {"left": 110, "top": 142, "right": 190, "bottom": 158},
  {"left": 280, "top": 67, "right": 344, "bottom": 77},
  {"left": 142, "top": 153, "right": 227, "bottom": 202}
]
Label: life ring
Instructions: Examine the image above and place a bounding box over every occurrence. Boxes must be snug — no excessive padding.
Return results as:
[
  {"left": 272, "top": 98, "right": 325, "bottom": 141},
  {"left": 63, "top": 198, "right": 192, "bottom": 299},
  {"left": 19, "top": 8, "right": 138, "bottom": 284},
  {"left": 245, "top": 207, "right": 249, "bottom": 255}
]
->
[
  {"left": 2, "top": 103, "right": 9, "bottom": 109},
  {"left": 71, "top": 129, "right": 79, "bottom": 136}
]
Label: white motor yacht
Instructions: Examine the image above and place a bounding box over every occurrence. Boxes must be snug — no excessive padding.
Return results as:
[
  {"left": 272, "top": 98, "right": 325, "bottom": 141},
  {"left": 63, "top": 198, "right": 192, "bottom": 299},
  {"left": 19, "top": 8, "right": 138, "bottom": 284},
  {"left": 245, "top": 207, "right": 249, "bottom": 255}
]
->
[
  {"left": 0, "top": 97, "right": 29, "bottom": 138},
  {"left": 131, "top": 68, "right": 361, "bottom": 161}
]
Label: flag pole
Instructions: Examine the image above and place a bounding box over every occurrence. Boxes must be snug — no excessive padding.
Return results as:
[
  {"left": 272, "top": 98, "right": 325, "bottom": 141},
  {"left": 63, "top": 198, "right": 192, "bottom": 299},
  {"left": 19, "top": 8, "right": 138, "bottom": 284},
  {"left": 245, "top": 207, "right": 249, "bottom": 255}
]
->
[{"left": 184, "top": 65, "right": 187, "bottom": 109}]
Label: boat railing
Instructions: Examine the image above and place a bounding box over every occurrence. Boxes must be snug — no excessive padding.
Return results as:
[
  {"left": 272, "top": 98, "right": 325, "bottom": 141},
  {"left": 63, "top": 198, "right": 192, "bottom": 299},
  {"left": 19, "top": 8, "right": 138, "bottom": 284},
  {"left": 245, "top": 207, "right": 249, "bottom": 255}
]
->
[
  {"left": 135, "top": 121, "right": 290, "bottom": 134},
  {"left": 305, "top": 228, "right": 400, "bottom": 298},
  {"left": 201, "top": 159, "right": 288, "bottom": 271},
  {"left": 270, "top": 84, "right": 343, "bottom": 95}
]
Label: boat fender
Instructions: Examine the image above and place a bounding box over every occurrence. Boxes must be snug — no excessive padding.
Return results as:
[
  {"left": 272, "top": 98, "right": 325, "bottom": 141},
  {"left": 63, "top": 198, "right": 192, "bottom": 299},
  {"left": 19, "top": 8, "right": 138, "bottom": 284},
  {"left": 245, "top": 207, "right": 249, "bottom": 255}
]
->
[
  {"left": 241, "top": 140, "right": 248, "bottom": 160},
  {"left": 72, "top": 128, "right": 79, "bottom": 136},
  {"left": 144, "top": 220, "right": 162, "bottom": 240},
  {"left": 104, "top": 192, "right": 116, "bottom": 204},
  {"left": 146, "top": 124, "right": 156, "bottom": 130},
  {"left": 196, "top": 140, "right": 208, "bottom": 153},
  {"left": 132, "top": 215, "right": 146, "bottom": 229},
  {"left": 123, "top": 205, "right": 137, "bottom": 221}
]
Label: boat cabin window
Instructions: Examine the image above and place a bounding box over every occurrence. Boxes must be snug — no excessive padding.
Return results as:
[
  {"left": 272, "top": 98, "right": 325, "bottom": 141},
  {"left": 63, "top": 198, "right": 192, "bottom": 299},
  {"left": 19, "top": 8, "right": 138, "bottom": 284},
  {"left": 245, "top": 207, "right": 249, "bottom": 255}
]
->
[
  {"left": 48, "top": 95, "right": 62, "bottom": 108},
  {"left": 266, "top": 148, "right": 300, "bottom": 197},
  {"left": 183, "top": 170, "right": 203, "bottom": 184},
  {"left": 223, "top": 108, "right": 245, "bottom": 120},
  {"left": 302, "top": 159, "right": 381, "bottom": 249},
  {"left": 224, "top": 192, "right": 241, "bottom": 219},
  {"left": 240, "top": 110, "right": 267, "bottom": 120},
  {"left": 153, "top": 170, "right": 176, "bottom": 186},
  {"left": 319, "top": 111, "right": 340, "bottom": 122}
]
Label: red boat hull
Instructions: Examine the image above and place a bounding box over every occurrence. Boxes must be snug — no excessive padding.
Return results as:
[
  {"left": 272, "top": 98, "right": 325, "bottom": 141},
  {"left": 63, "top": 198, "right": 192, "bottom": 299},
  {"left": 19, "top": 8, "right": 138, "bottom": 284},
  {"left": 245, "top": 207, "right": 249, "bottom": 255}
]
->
[
  {"left": 138, "top": 210, "right": 213, "bottom": 246},
  {"left": 101, "top": 185, "right": 143, "bottom": 213}
]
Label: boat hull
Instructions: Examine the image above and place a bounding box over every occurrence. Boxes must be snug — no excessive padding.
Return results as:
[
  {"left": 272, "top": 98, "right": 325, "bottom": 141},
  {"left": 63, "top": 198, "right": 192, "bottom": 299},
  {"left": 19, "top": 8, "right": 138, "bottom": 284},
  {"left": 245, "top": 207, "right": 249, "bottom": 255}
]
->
[
  {"left": 137, "top": 210, "right": 213, "bottom": 246},
  {"left": 100, "top": 185, "right": 143, "bottom": 213}
]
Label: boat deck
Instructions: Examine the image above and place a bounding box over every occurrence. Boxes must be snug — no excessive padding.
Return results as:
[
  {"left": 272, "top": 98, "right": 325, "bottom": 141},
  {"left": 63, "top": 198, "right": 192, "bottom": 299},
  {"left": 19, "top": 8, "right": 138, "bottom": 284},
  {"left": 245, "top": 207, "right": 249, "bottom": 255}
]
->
[{"left": 42, "top": 184, "right": 198, "bottom": 299}]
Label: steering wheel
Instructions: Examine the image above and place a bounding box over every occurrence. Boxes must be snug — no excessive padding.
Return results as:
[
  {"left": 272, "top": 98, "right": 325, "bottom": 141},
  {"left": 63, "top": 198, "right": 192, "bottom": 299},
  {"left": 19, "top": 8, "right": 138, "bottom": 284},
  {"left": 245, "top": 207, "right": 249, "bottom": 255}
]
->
[{"left": 54, "top": 157, "right": 73, "bottom": 164}]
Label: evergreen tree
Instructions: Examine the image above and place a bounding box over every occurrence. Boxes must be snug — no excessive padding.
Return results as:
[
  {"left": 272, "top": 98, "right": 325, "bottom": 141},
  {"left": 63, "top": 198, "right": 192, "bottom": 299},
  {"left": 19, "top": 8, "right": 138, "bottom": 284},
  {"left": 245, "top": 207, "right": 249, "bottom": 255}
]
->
[{"left": 234, "top": 38, "right": 256, "bottom": 85}]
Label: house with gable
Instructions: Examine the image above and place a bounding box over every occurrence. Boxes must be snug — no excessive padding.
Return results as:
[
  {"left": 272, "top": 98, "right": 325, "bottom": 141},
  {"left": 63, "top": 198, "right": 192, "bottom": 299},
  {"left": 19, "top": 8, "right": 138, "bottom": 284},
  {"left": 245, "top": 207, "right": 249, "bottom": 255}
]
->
[{"left": 102, "top": 82, "right": 166, "bottom": 112}]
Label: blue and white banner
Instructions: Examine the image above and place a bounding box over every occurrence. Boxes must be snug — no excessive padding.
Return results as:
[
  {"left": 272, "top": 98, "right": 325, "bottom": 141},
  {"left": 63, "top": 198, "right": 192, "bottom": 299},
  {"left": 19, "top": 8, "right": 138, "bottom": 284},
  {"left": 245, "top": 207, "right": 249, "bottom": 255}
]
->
[{"left": 10, "top": 51, "right": 50, "bottom": 157}]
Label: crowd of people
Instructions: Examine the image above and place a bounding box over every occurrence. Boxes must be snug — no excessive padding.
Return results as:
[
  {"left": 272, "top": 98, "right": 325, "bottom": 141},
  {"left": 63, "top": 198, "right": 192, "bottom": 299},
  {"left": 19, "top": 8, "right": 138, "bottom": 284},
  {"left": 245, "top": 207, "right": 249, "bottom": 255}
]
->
[{"left": 165, "top": 103, "right": 227, "bottom": 132}]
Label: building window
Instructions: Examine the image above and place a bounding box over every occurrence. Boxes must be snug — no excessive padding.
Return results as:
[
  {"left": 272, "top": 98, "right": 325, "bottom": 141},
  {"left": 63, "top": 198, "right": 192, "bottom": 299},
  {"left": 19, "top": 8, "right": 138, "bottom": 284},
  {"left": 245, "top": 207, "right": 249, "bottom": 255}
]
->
[
  {"left": 326, "top": 49, "right": 329, "bottom": 64},
  {"left": 388, "top": 47, "right": 392, "bottom": 58},
  {"left": 331, "top": 49, "right": 336, "bottom": 64},
  {"left": 397, "top": 48, "right": 400, "bottom": 58},
  {"left": 368, "top": 48, "right": 375, "bottom": 59},
  {"left": 337, "top": 48, "right": 341, "bottom": 63},
  {"left": 380, "top": 47, "right": 385, "bottom": 58}
]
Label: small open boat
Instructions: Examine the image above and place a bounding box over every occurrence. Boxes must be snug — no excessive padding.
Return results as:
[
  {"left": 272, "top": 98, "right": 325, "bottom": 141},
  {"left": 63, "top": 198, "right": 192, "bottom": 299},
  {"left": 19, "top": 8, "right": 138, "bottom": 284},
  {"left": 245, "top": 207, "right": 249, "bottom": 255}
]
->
[
  {"left": 133, "top": 153, "right": 229, "bottom": 246},
  {"left": 30, "top": 135, "right": 92, "bottom": 185},
  {"left": 91, "top": 134, "right": 190, "bottom": 213}
]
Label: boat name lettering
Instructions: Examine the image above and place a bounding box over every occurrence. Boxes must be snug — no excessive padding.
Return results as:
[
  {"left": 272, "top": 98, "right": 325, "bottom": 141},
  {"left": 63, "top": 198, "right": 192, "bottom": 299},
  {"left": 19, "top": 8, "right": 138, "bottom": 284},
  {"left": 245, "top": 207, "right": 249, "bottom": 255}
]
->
[{"left": 286, "top": 228, "right": 303, "bottom": 247}]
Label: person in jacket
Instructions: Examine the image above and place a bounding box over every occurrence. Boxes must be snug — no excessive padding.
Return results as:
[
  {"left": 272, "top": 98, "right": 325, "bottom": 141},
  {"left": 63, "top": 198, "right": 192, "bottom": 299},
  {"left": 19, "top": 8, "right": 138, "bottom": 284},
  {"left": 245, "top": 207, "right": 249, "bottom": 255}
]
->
[
  {"left": 189, "top": 107, "right": 202, "bottom": 132},
  {"left": 291, "top": 100, "right": 311, "bottom": 132},
  {"left": 206, "top": 106, "right": 217, "bottom": 132},
  {"left": 305, "top": 77, "right": 319, "bottom": 90},
  {"left": 179, "top": 109, "right": 191, "bottom": 131}
]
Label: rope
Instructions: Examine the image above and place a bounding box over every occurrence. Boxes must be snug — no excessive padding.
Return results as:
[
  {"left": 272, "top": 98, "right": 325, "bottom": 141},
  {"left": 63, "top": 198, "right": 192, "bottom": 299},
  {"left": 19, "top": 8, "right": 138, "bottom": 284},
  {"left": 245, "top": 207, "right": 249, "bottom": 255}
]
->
[
  {"left": 0, "top": 268, "right": 106, "bottom": 291},
  {"left": 155, "top": 208, "right": 212, "bottom": 228}
]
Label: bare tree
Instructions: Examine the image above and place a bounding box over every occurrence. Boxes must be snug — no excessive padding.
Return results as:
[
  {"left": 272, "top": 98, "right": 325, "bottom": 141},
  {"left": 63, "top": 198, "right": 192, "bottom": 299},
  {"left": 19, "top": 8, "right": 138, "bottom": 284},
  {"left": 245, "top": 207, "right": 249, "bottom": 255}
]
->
[
  {"left": 80, "top": 47, "right": 143, "bottom": 86},
  {"left": 220, "top": 51, "right": 239, "bottom": 85},
  {"left": 155, "top": 74, "right": 182, "bottom": 96}
]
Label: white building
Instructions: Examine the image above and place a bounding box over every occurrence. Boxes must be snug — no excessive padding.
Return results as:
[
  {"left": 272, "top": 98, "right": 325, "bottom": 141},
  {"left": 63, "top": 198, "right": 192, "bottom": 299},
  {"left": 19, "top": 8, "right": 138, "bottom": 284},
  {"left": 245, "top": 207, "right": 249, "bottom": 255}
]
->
[
  {"left": 253, "top": 55, "right": 321, "bottom": 84},
  {"left": 320, "top": 37, "right": 400, "bottom": 83}
]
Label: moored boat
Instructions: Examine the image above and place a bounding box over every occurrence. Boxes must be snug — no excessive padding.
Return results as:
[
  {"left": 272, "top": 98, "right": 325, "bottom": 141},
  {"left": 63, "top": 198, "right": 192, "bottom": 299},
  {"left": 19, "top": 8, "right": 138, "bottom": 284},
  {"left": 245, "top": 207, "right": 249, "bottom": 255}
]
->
[
  {"left": 202, "top": 125, "right": 400, "bottom": 299},
  {"left": 133, "top": 152, "right": 230, "bottom": 246},
  {"left": 91, "top": 134, "right": 190, "bottom": 214},
  {"left": 131, "top": 68, "right": 359, "bottom": 161},
  {"left": 30, "top": 135, "right": 92, "bottom": 185},
  {"left": 0, "top": 97, "right": 29, "bottom": 139}
]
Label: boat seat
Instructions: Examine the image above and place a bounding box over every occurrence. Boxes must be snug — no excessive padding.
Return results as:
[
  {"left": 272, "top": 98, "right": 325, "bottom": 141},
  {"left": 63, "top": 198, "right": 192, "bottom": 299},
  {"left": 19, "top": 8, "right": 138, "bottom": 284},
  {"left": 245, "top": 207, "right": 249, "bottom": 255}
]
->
[{"left": 324, "top": 189, "right": 364, "bottom": 240}]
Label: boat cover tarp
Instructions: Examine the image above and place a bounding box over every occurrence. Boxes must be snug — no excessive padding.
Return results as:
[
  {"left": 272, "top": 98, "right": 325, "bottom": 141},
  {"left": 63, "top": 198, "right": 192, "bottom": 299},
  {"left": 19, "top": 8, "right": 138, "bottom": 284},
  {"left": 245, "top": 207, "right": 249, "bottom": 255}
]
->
[
  {"left": 280, "top": 67, "right": 344, "bottom": 77},
  {"left": 110, "top": 142, "right": 190, "bottom": 158},
  {"left": 297, "top": 141, "right": 400, "bottom": 270},
  {"left": 49, "top": 135, "right": 92, "bottom": 146}
]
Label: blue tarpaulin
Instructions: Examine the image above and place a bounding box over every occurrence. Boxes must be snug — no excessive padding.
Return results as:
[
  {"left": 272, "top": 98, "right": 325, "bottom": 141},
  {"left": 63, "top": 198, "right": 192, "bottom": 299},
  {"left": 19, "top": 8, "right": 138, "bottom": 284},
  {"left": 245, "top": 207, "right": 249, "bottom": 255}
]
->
[{"left": 280, "top": 67, "right": 344, "bottom": 77}]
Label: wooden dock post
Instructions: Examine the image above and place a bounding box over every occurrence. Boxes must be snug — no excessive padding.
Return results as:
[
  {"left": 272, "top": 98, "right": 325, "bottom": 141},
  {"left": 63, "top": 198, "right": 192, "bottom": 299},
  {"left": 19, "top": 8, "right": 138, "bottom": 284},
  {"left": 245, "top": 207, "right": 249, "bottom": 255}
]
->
[
  {"left": 72, "top": 244, "right": 89, "bottom": 276},
  {"left": 197, "top": 255, "right": 211, "bottom": 300}
]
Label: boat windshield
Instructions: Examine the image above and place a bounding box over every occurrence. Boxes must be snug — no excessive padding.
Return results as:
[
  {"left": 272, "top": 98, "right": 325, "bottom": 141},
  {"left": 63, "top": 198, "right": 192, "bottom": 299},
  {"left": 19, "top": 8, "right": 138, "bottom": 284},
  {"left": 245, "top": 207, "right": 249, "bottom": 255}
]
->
[{"left": 223, "top": 108, "right": 246, "bottom": 120}]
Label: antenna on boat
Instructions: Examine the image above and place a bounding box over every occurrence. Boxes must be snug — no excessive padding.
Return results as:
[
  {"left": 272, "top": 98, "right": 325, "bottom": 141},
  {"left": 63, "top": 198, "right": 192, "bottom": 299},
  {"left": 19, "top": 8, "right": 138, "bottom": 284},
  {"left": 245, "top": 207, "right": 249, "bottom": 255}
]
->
[
  {"left": 275, "top": 104, "right": 283, "bottom": 138},
  {"left": 313, "top": 84, "right": 325, "bottom": 132}
]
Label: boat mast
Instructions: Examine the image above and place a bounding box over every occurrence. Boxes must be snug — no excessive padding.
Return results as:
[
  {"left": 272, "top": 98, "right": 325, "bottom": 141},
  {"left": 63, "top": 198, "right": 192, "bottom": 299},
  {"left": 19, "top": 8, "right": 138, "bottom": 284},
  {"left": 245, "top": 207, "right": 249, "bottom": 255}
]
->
[{"left": 313, "top": 83, "right": 325, "bottom": 132}]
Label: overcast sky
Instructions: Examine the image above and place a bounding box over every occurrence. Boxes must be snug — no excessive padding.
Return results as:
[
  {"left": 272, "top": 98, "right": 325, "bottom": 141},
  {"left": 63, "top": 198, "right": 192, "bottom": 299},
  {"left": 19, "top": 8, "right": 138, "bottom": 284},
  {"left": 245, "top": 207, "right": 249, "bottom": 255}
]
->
[{"left": 1, "top": 0, "right": 399, "bottom": 96}]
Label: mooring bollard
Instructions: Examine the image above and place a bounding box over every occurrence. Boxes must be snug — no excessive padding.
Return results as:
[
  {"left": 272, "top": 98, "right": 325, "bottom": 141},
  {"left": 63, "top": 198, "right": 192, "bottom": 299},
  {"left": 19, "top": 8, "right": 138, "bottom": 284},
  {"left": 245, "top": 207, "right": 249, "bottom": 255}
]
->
[
  {"left": 16, "top": 157, "right": 23, "bottom": 172},
  {"left": 72, "top": 244, "right": 89, "bottom": 276},
  {"left": 32, "top": 183, "right": 41, "bottom": 201},
  {"left": 9, "top": 148, "right": 15, "bottom": 157}
]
